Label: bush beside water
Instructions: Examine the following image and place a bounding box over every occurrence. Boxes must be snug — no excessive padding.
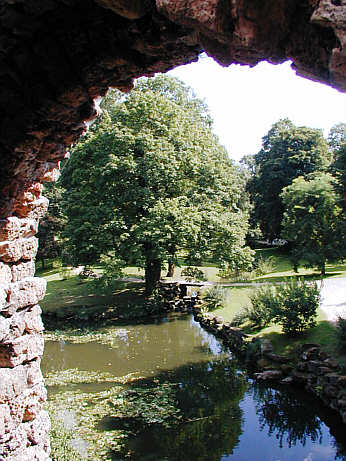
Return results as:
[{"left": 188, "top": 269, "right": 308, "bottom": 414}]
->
[{"left": 233, "top": 279, "right": 320, "bottom": 335}]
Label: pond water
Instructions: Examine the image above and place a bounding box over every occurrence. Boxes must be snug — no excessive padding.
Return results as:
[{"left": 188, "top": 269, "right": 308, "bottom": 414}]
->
[{"left": 42, "top": 314, "right": 346, "bottom": 461}]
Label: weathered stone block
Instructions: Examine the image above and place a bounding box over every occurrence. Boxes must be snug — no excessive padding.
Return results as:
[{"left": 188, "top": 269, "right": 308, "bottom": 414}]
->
[
  {"left": 0, "top": 262, "right": 12, "bottom": 284},
  {"left": 11, "top": 260, "right": 36, "bottom": 282},
  {"left": 323, "top": 357, "right": 339, "bottom": 369},
  {"left": 22, "top": 382, "right": 47, "bottom": 422},
  {"left": 0, "top": 333, "right": 44, "bottom": 367},
  {"left": 24, "top": 409, "right": 50, "bottom": 446},
  {"left": 0, "top": 423, "right": 27, "bottom": 453},
  {"left": 15, "top": 196, "right": 49, "bottom": 220},
  {"left": 0, "top": 403, "right": 11, "bottom": 441},
  {"left": 337, "top": 375, "right": 346, "bottom": 387},
  {"left": 0, "top": 236, "right": 38, "bottom": 263},
  {"left": 24, "top": 305, "right": 44, "bottom": 335},
  {"left": 0, "top": 217, "right": 38, "bottom": 241},
  {"left": 6, "top": 277, "right": 46, "bottom": 313},
  {"left": 25, "top": 358, "right": 43, "bottom": 387},
  {"left": 0, "top": 284, "right": 9, "bottom": 312},
  {"left": 325, "top": 373, "right": 340, "bottom": 385},
  {"left": 95, "top": 0, "right": 152, "bottom": 19},
  {"left": 0, "top": 366, "right": 27, "bottom": 403},
  {"left": 323, "top": 385, "right": 339, "bottom": 398},
  {"left": 0, "top": 305, "right": 43, "bottom": 342}
]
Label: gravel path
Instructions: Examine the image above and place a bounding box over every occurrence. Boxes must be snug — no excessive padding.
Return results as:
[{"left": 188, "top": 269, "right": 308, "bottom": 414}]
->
[{"left": 319, "top": 277, "right": 346, "bottom": 322}]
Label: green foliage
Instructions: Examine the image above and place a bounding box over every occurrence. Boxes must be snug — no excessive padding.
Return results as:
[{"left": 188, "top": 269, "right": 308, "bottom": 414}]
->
[
  {"left": 246, "top": 285, "right": 277, "bottom": 327},
  {"left": 61, "top": 75, "right": 252, "bottom": 295},
  {"left": 94, "top": 256, "right": 126, "bottom": 294},
  {"left": 271, "top": 279, "right": 320, "bottom": 335},
  {"left": 281, "top": 173, "right": 345, "bottom": 275},
  {"left": 336, "top": 316, "right": 346, "bottom": 349},
  {"left": 131, "top": 290, "right": 168, "bottom": 317},
  {"left": 248, "top": 118, "right": 331, "bottom": 240},
  {"left": 37, "top": 183, "right": 65, "bottom": 268},
  {"left": 202, "top": 286, "right": 226, "bottom": 311},
  {"left": 254, "top": 255, "right": 276, "bottom": 275},
  {"left": 235, "top": 279, "right": 320, "bottom": 335},
  {"left": 181, "top": 266, "right": 206, "bottom": 281},
  {"left": 329, "top": 123, "right": 346, "bottom": 201}
]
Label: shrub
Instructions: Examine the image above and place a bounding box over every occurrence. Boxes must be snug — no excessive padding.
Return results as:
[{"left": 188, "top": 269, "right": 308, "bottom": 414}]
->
[
  {"left": 247, "top": 285, "right": 277, "bottom": 327},
  {"left": 217, "top": 267, "right": 255, "bottom": 282},
  {"left": 336, "top": 316, "right": 346, "bottom": 349},
  {"left": 181, "top": 266, "right": 206, "bottom": 282},
  {"left": 230, "top": 309, "right": 250, "bottom": 327},
  {"left": 202, "top": 286, "right": 226, "bottom": 311},
  {"left": 271, "top": 279, "right": 320, "bottom": 335},
  {"left": 254, "top": 255, "right": 276, "bottom": 275},
  {"left": 95, "top": 256, "right": 126, "bottom": 293}
]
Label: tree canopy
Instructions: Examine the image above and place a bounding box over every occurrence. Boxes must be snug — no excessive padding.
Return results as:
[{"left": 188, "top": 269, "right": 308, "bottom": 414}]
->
[
  {"left": 281, "top": 173, "right": 345, "bottom": 274},
  {"left": 248, "top": 119, "right": 331, "bottom": 240},
  {"left": 61, "top": 76, "right": 252, "bottom": 294}
]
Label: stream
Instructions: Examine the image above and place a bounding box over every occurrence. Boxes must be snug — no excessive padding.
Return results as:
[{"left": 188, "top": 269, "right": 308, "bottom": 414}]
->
[{"left": 42, "top": 313, "right": 346, "bottom": 460}]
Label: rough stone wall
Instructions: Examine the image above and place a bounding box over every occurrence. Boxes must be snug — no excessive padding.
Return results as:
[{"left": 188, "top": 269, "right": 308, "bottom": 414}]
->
[
  {"left": 0, "top": 0, "right": 345, "bottom": 459},
  {"left": 0, "top": 198, "right": 50, "bottom": 459}
]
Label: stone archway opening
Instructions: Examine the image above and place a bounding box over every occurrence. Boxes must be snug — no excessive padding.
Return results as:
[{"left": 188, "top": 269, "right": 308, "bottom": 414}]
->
[{"left": 0, "top": 1, "right": 345, "bottom": 459}]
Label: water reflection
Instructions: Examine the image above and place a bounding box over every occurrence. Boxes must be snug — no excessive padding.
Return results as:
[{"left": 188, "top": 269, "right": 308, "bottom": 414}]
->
[
  {"left": 111, "top": 358, "right": 247, "bottom": 461},
  {"left": 43, "top": 314, "right": 346, "bottom": 461}
]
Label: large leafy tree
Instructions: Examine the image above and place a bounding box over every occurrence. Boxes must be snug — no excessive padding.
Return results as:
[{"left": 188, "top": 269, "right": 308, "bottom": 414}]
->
[
  {"left": 249, "top": 119, "right": 331, "bottom": 240},
  {"left": 329, "top": 123, "right": 346, "bottom": 203},
  {"left": 280, "top": 173, "right": 345, "bottom": 275},
  {"left": 61, "top": 76, "right": 252, "bottom": 295},
  {"left": 37, "top": 183, "right": 65, "bottom": 269}
]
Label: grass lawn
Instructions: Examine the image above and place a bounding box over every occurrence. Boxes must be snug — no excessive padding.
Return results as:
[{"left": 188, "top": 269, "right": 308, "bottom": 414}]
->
[
  {"left": 210, "top": 285, "right": 345, "bottom": 369},
  {"left": 252, "top": 248, "right": 346, "bottom": 282},
  {"left": 39, "top": 266, "right": 144, "bottom": 319},
  {"left": 38, "top": 252, "right": 345, "bottom": 367}
]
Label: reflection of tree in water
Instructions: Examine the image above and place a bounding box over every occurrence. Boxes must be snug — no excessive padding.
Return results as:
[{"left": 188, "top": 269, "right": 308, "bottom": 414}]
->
[
  {"left": 253, "top": 384, "right": 346, "bottom": 459},
  {"left": 253, "top": 384, "right": 324, "bottom": 448},
  {"left": 118, "top": 358, "right": 248, "bottom": 461}
]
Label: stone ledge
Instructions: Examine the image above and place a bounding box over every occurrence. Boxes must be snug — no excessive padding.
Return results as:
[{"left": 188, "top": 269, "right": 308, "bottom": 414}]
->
[
  {"left": 11, "top": 260, "right": 36, "bottom": 283},
  {"left": 0, "top": 262, "right": 12, "bottom": 284},
  {"left": 0, "top": 358, "right": 42, "bottom": 404},
  {"left": 0, "top": 218, "right": 38, "bottom": 242},
  {"left": 0, "top": 333, "right": 44, "bottom": 368},
  {"left": 14, "top": 197, "right": 49, "bottom": 220},
  {"left": 5, "top": 278, "right": 46, "bottom": 314},
  {"left": 0, "top": 305, "right": 44, "bottom": 343},
  {"left": 0, "top": 237, "right": 38, "bottom": 263}
]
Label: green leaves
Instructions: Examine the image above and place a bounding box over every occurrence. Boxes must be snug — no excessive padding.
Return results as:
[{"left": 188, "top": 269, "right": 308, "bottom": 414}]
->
[
  {"left": 61, "top": 75, "right": 252, "bottom": 292},
  {"left": 281, "top": 173, "right": 345, "bottom": 274},
  {"left": 249, "top": 118, "right": 331, "bottom": 240}
]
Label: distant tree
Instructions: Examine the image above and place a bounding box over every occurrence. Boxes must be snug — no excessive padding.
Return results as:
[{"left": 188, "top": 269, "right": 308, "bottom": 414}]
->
[
  {"left": 329, "top": 123, "right": 346, "bottom": 203},
  {"left": 249, "top": 119, "right": 331, "bottom": 240},
  {"left": 62, "top": 76, "right": 253, "bottom": 295},
  {"left": 281, "top": 173, "right": 345, "bottom": 275},
  {"left": 37, "top": 183, "right": 65, "bottom": 269}
]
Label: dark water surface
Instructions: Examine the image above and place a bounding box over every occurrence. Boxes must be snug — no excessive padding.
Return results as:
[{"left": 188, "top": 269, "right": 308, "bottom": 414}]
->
[{"left": 42, "top": 314, "right": 346, "bottom": 461}]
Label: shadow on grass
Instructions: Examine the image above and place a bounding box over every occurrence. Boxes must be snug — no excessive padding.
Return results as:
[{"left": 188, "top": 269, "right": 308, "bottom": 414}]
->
[{"left": 259, "top": 320, "right": 339, "bottom": 358}]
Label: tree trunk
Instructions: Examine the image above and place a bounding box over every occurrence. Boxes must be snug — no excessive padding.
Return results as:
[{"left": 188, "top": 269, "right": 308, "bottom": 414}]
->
[
  {"left": 320, "top": 260, "right": 326, "bottom": 276},
  {"left": 166, "top": 260, "right": 175, "bottom": 277},
  {"left": 41, "top": 258, "right": 45, "bottom": 270},
  {"left": 145, "top": 257, "right": 161, "bottom": 296}
]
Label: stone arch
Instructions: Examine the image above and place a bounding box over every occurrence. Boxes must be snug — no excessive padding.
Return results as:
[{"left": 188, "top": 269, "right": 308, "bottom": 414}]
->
[{"left": 0, "top": 1, "right": 345, "bottom": 459}]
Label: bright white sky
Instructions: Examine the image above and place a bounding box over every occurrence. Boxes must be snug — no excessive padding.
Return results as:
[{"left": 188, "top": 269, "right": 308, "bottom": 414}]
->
[{"left": 167, "top": 55, "right": 346, "bottom": 162}]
